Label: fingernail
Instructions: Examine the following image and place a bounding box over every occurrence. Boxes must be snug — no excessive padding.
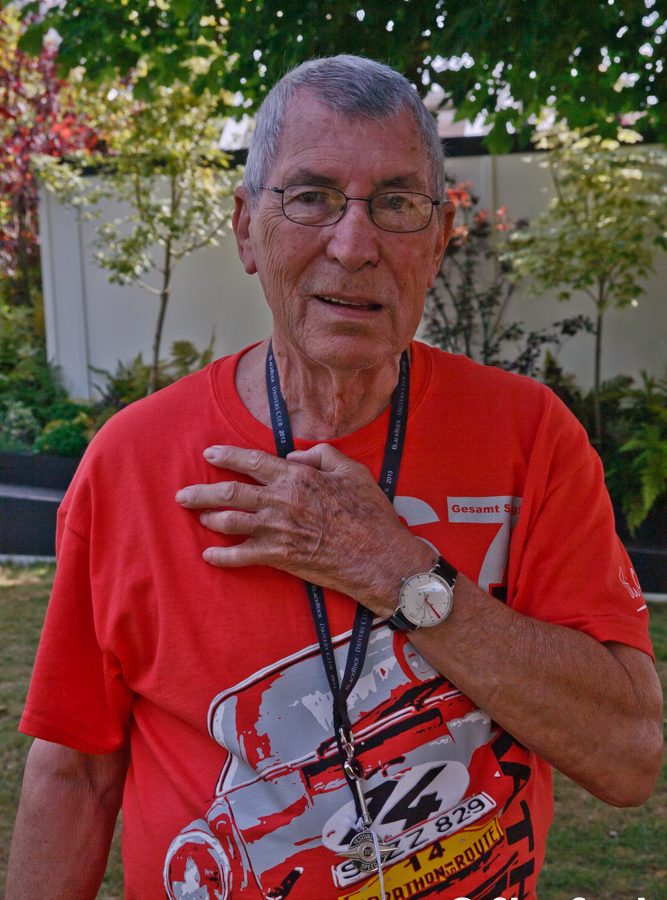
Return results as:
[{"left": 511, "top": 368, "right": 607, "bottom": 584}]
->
[
  {"left": 175, "top": 489, "right": 191, "bottom": 503},
  {"left": 203, "top": 447, "right": 218, "bottom": 460}
]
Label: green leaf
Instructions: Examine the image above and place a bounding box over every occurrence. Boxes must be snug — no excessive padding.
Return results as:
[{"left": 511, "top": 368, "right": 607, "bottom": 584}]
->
[
  {"left": 17, "top": 21, "right": 47, "bottom": 56},
  {"left": 132, "top": 79, "right": 154, "bottom": 102},
  {"left": 484, "top": 119, "right": 515, "bottom": 155},
  {"left": 172, "top": 0, "right": 196, "bottom": 19}
]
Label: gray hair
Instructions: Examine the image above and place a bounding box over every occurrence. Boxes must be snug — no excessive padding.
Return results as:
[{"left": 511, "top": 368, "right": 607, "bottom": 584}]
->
[{"left": 243, "top": 55, "right": 445, "bottom": 206}]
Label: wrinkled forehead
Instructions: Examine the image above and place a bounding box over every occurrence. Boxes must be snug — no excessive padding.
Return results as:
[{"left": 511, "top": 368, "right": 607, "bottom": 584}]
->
[
  {"left": 277, "top": 89, "right": 381, "bottom": 142},
  {"left": 278, "top": 86, "right": 423, "bottom": 145},
  {"left": 270, "top": 91, "right": 432, "bottom": 189}
]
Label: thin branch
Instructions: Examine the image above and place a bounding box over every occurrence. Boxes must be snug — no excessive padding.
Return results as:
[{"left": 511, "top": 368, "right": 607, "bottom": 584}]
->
[{"left": 136, "top": 279, "right": 161, "bottom": 296}]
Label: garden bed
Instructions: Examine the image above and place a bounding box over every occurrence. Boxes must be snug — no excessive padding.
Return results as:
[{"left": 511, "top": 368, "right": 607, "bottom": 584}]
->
[
  {"left": 0, "top": 451, "right": 80, "bottom": 489},
  {"left": 0, "top": 451, "right": 80, "bottom": 557},
  {"left": 616, "top": 500, "right": 666, "bottom": 596}
]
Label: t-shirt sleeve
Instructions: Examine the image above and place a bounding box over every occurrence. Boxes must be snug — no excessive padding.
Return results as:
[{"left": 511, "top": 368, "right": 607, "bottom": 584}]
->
[
  {"left": 20, "top": 493, "right": 134, "bottom": 753},
  {"left": 507, "top": 389, "right": 653, "bottom": 657}
]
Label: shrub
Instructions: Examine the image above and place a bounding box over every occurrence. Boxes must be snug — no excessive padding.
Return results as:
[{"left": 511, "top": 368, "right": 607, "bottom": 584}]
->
[
  {"left": 88, "top": 338, "right": 215, "bottom": 433},
  {"left": 0, "top": 399, "right": 41, "bottom": 451},
  {"left": 34, "top": 413, "right": 91, "bottom": 458},
  {"left": 544, "top": 359, "right": 667, "bottom": 534},
  {"left": 0, "top": 304, "right": 67, "bottom": 426}
]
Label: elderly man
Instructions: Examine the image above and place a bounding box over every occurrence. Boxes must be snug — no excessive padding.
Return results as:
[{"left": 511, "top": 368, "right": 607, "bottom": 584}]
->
[{"left": 8, "top": 56, "right": 662, "bottom": 900}]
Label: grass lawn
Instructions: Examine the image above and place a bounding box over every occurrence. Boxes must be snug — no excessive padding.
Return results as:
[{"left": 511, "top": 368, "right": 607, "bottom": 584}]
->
[
  {"left": 0, "top": 564, "right": 123, "bottom": 899},
  {"left": 1, "top": 563, "right": 665, "bottom": 898}
]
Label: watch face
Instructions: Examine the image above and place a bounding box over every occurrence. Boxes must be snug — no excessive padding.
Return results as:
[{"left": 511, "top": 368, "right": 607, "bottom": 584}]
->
[{"left": 399, "top": 573, "right": 453, "bottom": 627}]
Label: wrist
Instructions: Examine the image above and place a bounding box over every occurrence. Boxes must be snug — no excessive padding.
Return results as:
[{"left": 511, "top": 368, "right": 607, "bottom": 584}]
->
[{"left": 382, "top": 539, "right": 439, "bottom": 617}]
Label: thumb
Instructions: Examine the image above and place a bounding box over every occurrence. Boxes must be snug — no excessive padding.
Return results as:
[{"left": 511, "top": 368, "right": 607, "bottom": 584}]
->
[{"left": 287, "top": 443, "right": 349, "bottom": 472}]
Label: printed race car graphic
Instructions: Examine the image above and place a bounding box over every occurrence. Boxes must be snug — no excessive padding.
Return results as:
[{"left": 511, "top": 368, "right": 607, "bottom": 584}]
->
[{"left": 164, "top": 625, "right": 498, "bottom": 899}]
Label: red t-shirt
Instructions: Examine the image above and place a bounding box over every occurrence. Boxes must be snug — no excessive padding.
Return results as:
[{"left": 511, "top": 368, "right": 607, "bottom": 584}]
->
[{"left": 21, "top": 341, "right": 651, "bottom": 899}]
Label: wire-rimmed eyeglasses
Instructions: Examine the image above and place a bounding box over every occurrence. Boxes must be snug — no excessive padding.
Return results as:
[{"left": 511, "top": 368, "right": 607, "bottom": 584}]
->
[{"left": 262, "top": 184, "right": 442, "bottom": 233}]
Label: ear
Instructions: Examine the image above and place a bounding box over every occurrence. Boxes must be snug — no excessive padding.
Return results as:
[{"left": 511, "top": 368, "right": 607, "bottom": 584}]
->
[
  {"left": 232, "top": 186, "right": 258, "bottom": 275},
  {"left": 427, "top": 200, "right": 456, "bottom": 287}
]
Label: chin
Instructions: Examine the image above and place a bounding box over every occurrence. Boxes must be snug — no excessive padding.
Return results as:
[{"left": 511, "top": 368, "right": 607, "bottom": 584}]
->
[{"left": 305, "top": 334, "right": 398, "bottom": 372}]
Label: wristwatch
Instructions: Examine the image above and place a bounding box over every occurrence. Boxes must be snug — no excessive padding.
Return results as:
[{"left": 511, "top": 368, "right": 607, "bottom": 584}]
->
[{"left": 389, "top": 556, "right": 457, "bottom": 632}]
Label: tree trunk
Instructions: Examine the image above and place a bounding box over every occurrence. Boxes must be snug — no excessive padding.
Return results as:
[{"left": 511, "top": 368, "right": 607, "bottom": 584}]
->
[
  {"left": 147, "top": 177, "right": 176, "bottom": 396},
  {"left": 148, "top": 239, "right": 172, "bottom": 396},
  {"left": 14, "top": 198, "right": 32, "bottom": 307},
  {"left": 148, "top": 290, "right": 169, "bottom": 395}
]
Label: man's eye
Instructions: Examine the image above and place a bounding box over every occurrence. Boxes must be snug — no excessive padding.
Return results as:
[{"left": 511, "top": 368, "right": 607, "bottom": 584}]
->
[
  {"left": 376, "top": 193, "right": 410, "bottom": 213},
  {"left": 292, "top": 190, "right": 330, "bottom": 206}
]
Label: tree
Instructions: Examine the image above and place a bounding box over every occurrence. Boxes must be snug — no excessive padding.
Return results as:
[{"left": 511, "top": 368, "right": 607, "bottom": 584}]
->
[
  {"left": 0, "top": 5, "right": 98, "bottom": 307},
  {"left": 504, "top": 126, "right": 667, "bottom": 447},
  {"left": 37, "top": 81, "right": 238, "bottom": 394},
  {"left": 422, "top": 180, "right": 592, "bottom": 376},
  {"left": 14, "top": 0, "right": 666, "bottom": 151}
]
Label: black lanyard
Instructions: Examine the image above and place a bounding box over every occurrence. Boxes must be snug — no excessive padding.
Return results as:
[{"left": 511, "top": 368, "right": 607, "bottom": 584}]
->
[{"left": 265, "top": 343, "right": 410, "bottom": 821}]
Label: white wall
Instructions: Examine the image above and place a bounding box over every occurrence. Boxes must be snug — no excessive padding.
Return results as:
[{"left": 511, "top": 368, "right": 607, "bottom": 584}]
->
[{"left": 40, "top": 152, "right": 665, "bottom": 400}]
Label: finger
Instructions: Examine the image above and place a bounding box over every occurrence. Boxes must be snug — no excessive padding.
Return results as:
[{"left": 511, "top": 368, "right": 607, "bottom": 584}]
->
[
  {"left": 199, "top": 510, "right": 259, "bottom": 535},
  {"left": 176, "top": 480, "right": 264, "bottom": 509},
  {"left": 202, "top": 542, "right": 271, "bottom": 568},
  {"left": 202, "top": 445, "right": 288, "bottom": 484}
]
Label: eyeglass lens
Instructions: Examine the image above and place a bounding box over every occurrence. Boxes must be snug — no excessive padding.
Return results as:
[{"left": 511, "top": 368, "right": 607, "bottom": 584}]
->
[{"left": 281, "top": 185, "right": 435, "bottom": 233}]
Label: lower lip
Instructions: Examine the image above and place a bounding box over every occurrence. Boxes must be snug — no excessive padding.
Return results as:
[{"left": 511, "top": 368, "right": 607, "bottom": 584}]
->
[{"left": 316, "top": 297, "right": 381, "bottom": 316}]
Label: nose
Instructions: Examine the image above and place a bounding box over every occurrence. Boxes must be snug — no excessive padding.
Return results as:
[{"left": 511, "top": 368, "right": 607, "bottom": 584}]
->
[{"left": 325, "top": 198, "right": 380, "bottom": 271}]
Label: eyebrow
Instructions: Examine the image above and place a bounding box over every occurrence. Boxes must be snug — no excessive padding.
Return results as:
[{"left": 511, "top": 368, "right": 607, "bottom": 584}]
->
[
  {"left": 283, "top": 169, "right": 427, "bottom": 192},
  {"left": 285, "top": 169, "right": 339, "bottom": 188},
  {"left": 377, "top": 173, "right": 426, "bottom": 190}
]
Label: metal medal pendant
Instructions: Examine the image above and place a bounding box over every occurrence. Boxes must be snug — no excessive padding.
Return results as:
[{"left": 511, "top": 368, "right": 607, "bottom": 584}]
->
[
  {"left": 340, "top": 830, "right": 393, "bottom": 873},
  {"left": 338, "top": 735, "right": 393, "bottom": 871}
]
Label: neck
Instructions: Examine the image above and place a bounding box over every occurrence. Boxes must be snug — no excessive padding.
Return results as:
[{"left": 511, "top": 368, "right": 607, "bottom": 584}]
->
[{"left": 236, "top": 339, "right": 403, "bottom": 440}]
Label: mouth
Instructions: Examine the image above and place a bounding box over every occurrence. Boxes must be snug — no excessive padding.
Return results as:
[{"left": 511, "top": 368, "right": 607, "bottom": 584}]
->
[{"left": 316, "top": 295, "right": 382, "bottom": 311}]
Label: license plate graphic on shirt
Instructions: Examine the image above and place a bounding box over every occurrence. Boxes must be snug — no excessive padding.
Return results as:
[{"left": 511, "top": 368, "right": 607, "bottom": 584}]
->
[
  {"left": 342, "top": 814, "right": 505, "bottom": 900},
  {"left": 331, "top": 790, "right": 497, "bottom": 888}
]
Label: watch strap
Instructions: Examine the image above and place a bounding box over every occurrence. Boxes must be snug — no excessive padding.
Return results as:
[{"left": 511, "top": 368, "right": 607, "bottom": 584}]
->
[
  {"left": 388, "top": 608, "right": 418, "bottom": 633},
  {"left": 432, "top": 555, "right": 457, "bottom": 588}
]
